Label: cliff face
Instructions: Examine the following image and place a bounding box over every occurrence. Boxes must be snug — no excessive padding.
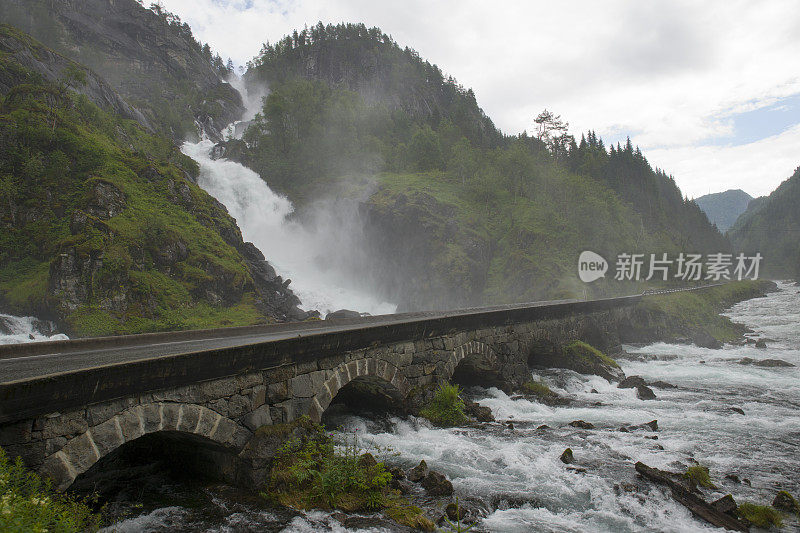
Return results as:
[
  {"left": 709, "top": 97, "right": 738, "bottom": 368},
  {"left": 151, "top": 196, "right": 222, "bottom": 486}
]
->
[
  {"left": 0, "top": 0, "right": 242, "bottom": 141},
  {"left": 0, "top": 24, "right": 151, "bottom": 129},
  {"left": 0, "top": 26, "right": 305, "bottom": 336}
]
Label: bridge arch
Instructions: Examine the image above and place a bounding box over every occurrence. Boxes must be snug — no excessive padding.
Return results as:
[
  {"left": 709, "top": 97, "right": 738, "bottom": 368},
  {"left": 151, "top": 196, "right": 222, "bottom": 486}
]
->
[
  {"left": 40, "top": 402, "right": 251, "bottom": 491},
  {"left": 309, "top": 358, "right": 411, "bottom": 422},
  {"left": 447, "top": 340, "right": 501, "bottom": 386}
]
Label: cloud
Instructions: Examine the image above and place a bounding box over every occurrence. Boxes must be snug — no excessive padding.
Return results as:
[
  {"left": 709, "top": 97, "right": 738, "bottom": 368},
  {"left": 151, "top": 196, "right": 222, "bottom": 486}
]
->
[{"left": 158, "top": 0, "right": 800, "bottom": 196}]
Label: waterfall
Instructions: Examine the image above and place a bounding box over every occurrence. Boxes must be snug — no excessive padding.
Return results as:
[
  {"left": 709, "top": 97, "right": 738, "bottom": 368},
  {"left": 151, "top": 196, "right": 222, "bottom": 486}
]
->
[{"left": 181, "top": 83, "right": 395, "bottom": 316}]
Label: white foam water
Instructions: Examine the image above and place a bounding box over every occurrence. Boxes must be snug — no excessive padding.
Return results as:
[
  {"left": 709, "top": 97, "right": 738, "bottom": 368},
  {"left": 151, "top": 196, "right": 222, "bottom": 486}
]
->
[
  {"left": 0, "top": 313, "right": 67, "bottom": 345},
  {"left": 180, "top": 79, "right": 395, "bottom": 317},
  {"left": 336, "top": 281, "right": 800, "bottom": 532}
]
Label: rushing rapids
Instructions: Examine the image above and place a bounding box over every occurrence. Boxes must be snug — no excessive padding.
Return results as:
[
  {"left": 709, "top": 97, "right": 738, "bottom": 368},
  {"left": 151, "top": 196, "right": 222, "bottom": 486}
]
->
[{"left": 98, "top": 282, "right": 799, "bottom": 532}]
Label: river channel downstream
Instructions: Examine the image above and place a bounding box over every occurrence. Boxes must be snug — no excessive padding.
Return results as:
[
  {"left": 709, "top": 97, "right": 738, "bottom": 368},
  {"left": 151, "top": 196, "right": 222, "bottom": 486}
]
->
[{"left": 93, "top": 282, "right": 800, "bottom": 532}]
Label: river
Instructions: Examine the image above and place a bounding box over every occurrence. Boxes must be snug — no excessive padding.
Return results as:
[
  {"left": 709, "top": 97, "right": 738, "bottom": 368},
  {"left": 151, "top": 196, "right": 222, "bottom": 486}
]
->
[{"left": 102, "top": 281, "right": 800, "bottom": 532}]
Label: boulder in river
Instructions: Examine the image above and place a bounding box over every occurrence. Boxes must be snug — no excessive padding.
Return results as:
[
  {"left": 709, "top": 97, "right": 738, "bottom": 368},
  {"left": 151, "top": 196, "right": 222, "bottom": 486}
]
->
[
  {"left": 445, "top": 501, "right": 468, "bottom": 522},
  {"left": 754, "top": 359, "right": 794, "bottom": 367},
  {"left": 463, "top": 399, "right": 494, "bottom": 422},
  {"left": 422, "top": 470, "right": 453, "bottom": 497},
  {"left": 569, "top": 420, "right": 595, "bottom": 429},
  {"left": 650, "top": 380, "right": 678, "bottom": 389},
  {"left": 618, "top": 375, "right": 647, "bottom": 389},
  {"left": 754, "top": 339, "right": 767, "bottom": 348},
  {"left": 692, "top": 331, "right": 723, "bottom": 349},
  {"left": 711, "top": 494, "right": 738, "bottom": 516},
  {"left": 408, "top": 460, "right": 428, "bottom": 482},
  {"left": 636, "top": 385, "right": 657, "bottom": 400},
  {"left": 772, "top": 490, "right": 800, "bottom": 513},
  {"left": 560, "top": 448, "right": 574, "bottom": 464},
  {"left": 730, "top": 407, "right": 745, "bottom": 415}
]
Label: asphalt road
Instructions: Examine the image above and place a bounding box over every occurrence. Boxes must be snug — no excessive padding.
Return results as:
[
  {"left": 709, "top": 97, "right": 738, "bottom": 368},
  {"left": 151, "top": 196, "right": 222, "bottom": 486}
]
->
[
  {"left": 0, "top": 298, "right": 587, "bottom": 384},
  {"left": 0, "top": 317, "right": 410, "bottom": 384}
]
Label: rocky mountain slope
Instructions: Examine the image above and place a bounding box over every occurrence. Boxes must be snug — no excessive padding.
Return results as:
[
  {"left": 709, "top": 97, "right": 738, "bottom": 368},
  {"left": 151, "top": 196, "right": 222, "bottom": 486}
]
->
[
  {"left": 0, "top": 25, "right": 305, "bottom": 336},
  {"left": 728, "top": 168, "right": 800, "bottom": 279},
  {"left": 0, "top": 0, "right": 242, "bottom": 141},
  {"left": 695, "top": 189, "right": 753, "bottom": 233}
]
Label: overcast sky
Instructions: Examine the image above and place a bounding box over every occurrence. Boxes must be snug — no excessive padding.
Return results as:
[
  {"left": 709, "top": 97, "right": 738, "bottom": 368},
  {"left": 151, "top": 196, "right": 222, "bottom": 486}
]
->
[{"left": 158, "top": 0, "right": 800, "bottom": 198}]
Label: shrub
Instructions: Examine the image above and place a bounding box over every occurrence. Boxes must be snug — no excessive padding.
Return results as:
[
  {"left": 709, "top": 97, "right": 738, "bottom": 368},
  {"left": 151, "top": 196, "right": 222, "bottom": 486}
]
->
[
  {"left": 0, "top": 447, "right": 102, "bottom": 532},
  {"left": 265, "top": 425, "right": 392, "bottom": 511},
  {"left": 737, "top": 502, "right": 783, "bottom": 529},
  {"left": 683, "top": 465, "right": 717, "bottom": 489},
  {"left": 420, "top": 382, "right": 468, "bottom": 427}
]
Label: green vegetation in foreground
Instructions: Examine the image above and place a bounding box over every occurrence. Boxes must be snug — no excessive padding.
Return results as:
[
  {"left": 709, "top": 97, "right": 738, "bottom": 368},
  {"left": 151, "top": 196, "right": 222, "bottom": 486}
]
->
[
  {"left": 263, "top": 420, "right": 433, "bottom": 530},
  {"left": 420, "top": 383, "right": 468, "bottom": 427},
  {"left": 635, "top": 280, "right": 777, "bottom": 344},
  {"left": 564, "top": 341, "right": 620, "bottom": 369},
  {"left": 0, "top": 447, "right": 102, "bottom": 532},
  {"left": 682, "top": 465, "right": 717, "bottom": 490},
  {"left": 737, "top": 502, "right": 784, "bottom": 529},
  {"left": 0, "top": 26, "right": 277, "bottom": 336}
]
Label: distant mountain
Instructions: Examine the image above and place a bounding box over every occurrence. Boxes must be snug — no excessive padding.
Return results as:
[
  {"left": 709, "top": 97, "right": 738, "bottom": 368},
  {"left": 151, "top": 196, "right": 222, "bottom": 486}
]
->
[
  {"left": 695, "top": 189, "right": 753, "bottom": 233},
  {"left": 729, "top": 169, "right": 800, "bottom": 279},
  {"left": 0, "top": 0, "right": 242, "bottom": 141}
]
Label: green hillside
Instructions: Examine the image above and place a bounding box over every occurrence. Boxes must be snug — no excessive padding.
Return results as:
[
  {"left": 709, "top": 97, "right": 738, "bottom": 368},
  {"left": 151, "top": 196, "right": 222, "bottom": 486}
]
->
[
  {"left": 729, "top": 167, "right": 800, "bottom": 279},
  {"left": 0, "top": 25, "right": 303, "bottom": 336},
  {"left": 224, "top": 24, "right": 729, "bottom": 310}
]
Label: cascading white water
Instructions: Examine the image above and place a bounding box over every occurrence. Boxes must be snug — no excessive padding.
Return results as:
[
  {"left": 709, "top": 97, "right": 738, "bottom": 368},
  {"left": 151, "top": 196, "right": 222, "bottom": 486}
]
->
[
  {"left": 181, "top": 81, "right": 395, "bottom": 316},
  {"left": 0, "top": 313, "right": 68, "bottom": 345}
]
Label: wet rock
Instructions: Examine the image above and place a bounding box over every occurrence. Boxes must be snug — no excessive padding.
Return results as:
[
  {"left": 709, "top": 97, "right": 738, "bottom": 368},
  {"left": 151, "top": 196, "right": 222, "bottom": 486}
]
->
[
  {"left": 644, "top": 435, "right": 658, "bottom": 440},
  {"left": 645, "top": 420, "right": 658, "bottom": 431},
  {"left": 743, "top": 478, "right": 751, "bottom": 487},
  {"left": 422, "top": 470, "right": 453, "bottom": 497},
  {"left": 636, "top": 385, "right": 657, "bottom": 400},
  {"left": 590, "top": 388, "right": 599, "bottom": 394},
  {"left": 566, "top": 466, "right": 587, "bottom": 474},
  {"left": 754, "top": 339, "right": 767, "bottom": 348},
  {"left": 560, "top": 448, "right": 574, "bottom": 464},
  {"left": 463, "top": 399, "right": 494, "bottom": 422},
  {"left": 618, "top": 375, "right": 647, "bottom": 389},
  {"left": 692, "top": 331, "right": 723, "bottom": 349},
  {"left": 729, "top": 407, "right": 745, "bottom": 415},
  {"left": 506, "top": 421, "right": 515, "bottom": 430},
  {"left": 408, "top": 460, "right": 428, "bottom": 483},
  {"left": 445, "top": 502, "right": 468, "bottom": 522},
  {"left": 712, "top": 494, "right": 738, "bottom": 516},
  {"left": 389, "top": 466, "right": 406, "bottom": 480},
  {"left": 325, "top": 309, "right": 362, "bottom": 320},
  {"left": 536, "top": 424, "right": 549, "bottom": 430},
  {"left": 618, "top": 426, "right": 630, "bottom": 433},
  {"left": 725, "top": 474, "right": 741, "bottom": 484},
  {"left": 772, "top": 490, "right": 800, "bottom": 513},
  {"left": 569, "top": 420, "right": 595, "bottom": 429},
  {"left": 650, "top": 380, "right": 678, "bottom": 389},
  {"left": 754, "top": 359, "right": 794, "bottom": 367}
]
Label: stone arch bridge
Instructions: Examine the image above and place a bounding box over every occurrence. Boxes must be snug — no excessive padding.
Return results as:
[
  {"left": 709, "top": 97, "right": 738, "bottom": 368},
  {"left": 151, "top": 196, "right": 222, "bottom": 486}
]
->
[{"left": 0, "top": 295, "right": 641, "bottom": 491}]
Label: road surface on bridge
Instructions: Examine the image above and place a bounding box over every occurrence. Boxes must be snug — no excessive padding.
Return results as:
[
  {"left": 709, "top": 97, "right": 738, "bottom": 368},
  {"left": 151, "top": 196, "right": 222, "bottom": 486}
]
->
[{"left": 1, "top": 298, "right": 588, "bottom": 383}]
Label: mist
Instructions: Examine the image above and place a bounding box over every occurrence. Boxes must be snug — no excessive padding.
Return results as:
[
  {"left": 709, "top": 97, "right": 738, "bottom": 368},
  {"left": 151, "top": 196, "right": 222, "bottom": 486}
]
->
[{"left": 182, "top": 79, "right": 396, "bottom": 316}]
